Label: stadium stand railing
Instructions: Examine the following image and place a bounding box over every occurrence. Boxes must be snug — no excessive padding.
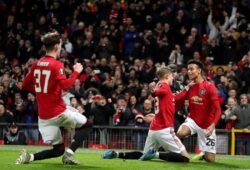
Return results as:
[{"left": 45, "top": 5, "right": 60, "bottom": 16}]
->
[
  {"left": 0, "top": 123, "right": 233, "bottom": 154},
  {"left": 230, "top": 129, "right": 250, "bottom": 155}
]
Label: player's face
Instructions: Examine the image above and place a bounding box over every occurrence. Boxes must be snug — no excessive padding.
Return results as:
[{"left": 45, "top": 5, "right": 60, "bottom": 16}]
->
[
  {"left": 187, "top": 64, "right": 201, "bottom": 80},
  {"left": 166, "top": 73, "right": 174, "bottom": 85}
]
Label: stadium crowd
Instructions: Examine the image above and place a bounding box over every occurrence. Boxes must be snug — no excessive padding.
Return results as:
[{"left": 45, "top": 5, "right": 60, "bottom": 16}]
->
[{"left": 0, "top": 0, "right": 250, "bottom": 152}]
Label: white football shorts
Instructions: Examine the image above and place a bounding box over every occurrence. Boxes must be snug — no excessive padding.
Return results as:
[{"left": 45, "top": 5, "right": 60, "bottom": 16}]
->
[
  {"left": 181, "top": 117, "right": 216, "bottom": 154},
  {"left": 38, "top": 106, "right": 87, "bottom": 145},
  {"left": 143, "top": 127, "right": 186, "bottom": 154}
]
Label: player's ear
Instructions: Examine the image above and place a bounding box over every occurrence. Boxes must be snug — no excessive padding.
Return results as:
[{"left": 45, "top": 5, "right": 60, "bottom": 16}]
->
[{"left": 54, "top": 44, "right": 58, "bottom": 51}]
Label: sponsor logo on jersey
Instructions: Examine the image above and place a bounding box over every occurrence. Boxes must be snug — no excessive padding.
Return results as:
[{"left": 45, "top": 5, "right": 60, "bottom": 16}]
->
[{"left": 191, "top": 96, "right": 203, "bottom": 104}]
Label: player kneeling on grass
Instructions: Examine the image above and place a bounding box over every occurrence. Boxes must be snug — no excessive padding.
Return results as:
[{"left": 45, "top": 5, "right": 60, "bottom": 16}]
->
[
  {"left": 103, "top": 66, "right": 194, "bottom": 162},
  {"left": 16, "top": 32, "right": 92, "bottom": 165},
  {"left": 176, "top": 60, "right": 221, "bottom": 162}
]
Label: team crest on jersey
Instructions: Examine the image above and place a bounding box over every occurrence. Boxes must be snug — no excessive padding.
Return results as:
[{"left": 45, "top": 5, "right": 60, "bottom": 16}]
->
[
  {"left": 199, "top": 88, "right": 206, "bottom": 96},
  {"left": 59, "top": 68, "right": 64, "bottom": 75}
]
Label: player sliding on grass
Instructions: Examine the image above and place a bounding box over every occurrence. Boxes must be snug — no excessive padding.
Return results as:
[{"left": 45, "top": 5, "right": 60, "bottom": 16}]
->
[
  {"left": 103, "top": 66, "right": 193, "bottom": 162},
  {"left": 177, "top": 60, "right": 221, "bottom": 162},
  {"left": 16, "top": 32, "right": 91, "bottom": 165}
]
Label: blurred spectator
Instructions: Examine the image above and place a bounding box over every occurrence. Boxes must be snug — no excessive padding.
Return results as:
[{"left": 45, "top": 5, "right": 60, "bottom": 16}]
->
[
  {"left": 9, "top": 92, "right": 26, "bottom": 122},
  {"left": 220, "top": 97, "right": 237, "bottom": 129},
  {"left": 0, "top": 83, "right": 8, "bottom": 105},
  {"left": 23, "top": 93, "right": 39, "bottom": 143},
  {"left": 90, "top": 95, "right": 115, "bottom": 126},
  {"left": 140, "top": 58, "right": 156, "bottom": 84},
  {"left": 207, "top": 9, "right": 229, "bottom": 40},
  {"left": 135, "top": 99, "right": 154, "bottom": 127},
  {"left": 113, "top": 94, "right": 133, "bottom": 126},
  {"left": 169, "top": 44, "right": 184, "bottom": 66},
  {"left": 70, "top": 97, "right": 79, "bottom": 108},
  {"left": 127, "top": 94, "right": 142, "bottom": 123},
  {"left": 69, "top": 79, "right": 84, "bottom": 100},
  {"left": 4, "top": 122, "right": 26, "bottom": 145},
  {"left": 0, "top": 103, "right": 14, "bottom": 139},
  {"left": 232, "top": 94, "right": 250, "bottom": 155}
]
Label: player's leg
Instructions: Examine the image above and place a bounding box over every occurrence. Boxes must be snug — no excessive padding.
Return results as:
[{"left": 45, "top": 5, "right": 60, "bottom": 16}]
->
[
  {"left": 102, "top": 150, "right": 143, "bottom": 159},
  {"left": 69, "top": 125, "right": 92, "bottom": 152},
  {"left": 156, "top": 128, "right": 189, "bottom": 162},
  {"left": 195, "top": 126, "right": 216, "bottom": 162},
  {"left": 103, "top": 130, "right": 157, "bottom": 160},
  {"left": 176, "top": 118, "right": 196, "bottom": 139},
  {"left": 16, "top": 123, "right": 65, "bottom": 164},
  {"left": 34, "top": 124, "right": 65, "bottom": 160},
  {"left": 138, "top": 130, "right": 159, "bottom": 160},
  {"left": 60, "top": 106, "right": 90, "bottom": 164}
]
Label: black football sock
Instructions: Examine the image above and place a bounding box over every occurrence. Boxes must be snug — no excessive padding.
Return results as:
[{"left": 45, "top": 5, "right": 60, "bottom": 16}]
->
[
  {"left": 159, "top": 152, "right": 189, "bottom": 162},
  {"left": 118, "top": 151, "right": 143, "bottom": 159},
  {"left": 69, "top": 126, "right": 92, "bottom": 152},
  {"left": 34, "top": 143, "right": 65, "bottom": 160}
]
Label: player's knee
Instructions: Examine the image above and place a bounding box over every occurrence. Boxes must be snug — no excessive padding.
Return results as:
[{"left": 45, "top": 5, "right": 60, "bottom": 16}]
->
[
  {"left": 177, "top": 126, "right": 190, "bottom": 139},
  {"left": 176, "top": 130, "right": 186, "bottom": 139},
  {"left": 204, "top": 155, "right": 215, "bottom": 162},
  {"left": 53, "top": 143, "right": 65, "bottom": 157}
]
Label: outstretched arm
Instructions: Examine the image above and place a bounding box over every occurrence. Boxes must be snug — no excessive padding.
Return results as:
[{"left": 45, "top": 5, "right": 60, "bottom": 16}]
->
[
  {"left": 59, "top": 63, "right": 83, "bottom": 91},
  {"left": 59, "top": 71, "right": 79, "bottom": 91},
  {"left": 174, "top": 89, "right": 188, "bottom": 111}
]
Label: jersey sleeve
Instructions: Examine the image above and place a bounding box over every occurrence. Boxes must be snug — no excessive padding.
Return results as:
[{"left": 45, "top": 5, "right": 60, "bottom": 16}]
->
[
  {"left": 174, "top": 89, "right": 188, "bottom": 111},
  {"left": 153, "top": 83, "right": 168, "bottom": 96},
  {"left": 59, "top": 71, "right": 79, "bottom": 91},
  {"left": 208, "top": 84, "right": 219, "bottom": 101},
  {"left": 208, "top": 84, "right": 221, "bottom": 124},
  {"left": 54, "top": 61, "right": 80, "bottom": 91},
  {"left": 54, "top": 62, "right": 67, "bottom": 81}
]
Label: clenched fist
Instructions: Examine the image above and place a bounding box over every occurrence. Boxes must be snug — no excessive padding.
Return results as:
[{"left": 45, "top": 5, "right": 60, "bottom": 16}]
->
[{"left": 73, "top": 63, "right": 83, "bottom": 73}]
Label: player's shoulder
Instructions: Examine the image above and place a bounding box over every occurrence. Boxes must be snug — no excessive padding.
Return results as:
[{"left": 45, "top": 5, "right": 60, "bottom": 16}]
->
[
  {"left": 157, "top": 81, "right": 169, "bottom": 88},
  {"left": 203, "top": 81, "right": 216, "bottom": 88}
]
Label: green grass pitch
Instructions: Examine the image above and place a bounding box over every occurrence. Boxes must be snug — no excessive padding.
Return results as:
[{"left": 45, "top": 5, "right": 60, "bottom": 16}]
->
[{"left": 0, "top": 145, "right": 250, "bottom": 170}]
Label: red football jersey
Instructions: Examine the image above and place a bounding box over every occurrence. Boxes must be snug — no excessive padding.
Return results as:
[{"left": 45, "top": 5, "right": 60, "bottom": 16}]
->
[
  {"left": 22, "top": 55, "right": 78, "bottom": 119},
  {"left": 188, "top": 81, "right": 220, "bottom": 128},
  {"left": 150, "top": 82, "right": 175, "bottom": 130}
]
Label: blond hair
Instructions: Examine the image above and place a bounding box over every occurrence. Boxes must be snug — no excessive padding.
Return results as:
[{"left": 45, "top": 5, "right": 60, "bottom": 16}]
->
[{"left": 156, "top": 67, "right": 172, "bottom": 79}]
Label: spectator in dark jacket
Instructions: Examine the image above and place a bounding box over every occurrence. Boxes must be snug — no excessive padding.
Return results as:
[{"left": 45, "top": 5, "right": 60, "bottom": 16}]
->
[
  {"left": 4, "top": 122, "right": 26, "bottom": 145},
  {"left": 0, "top": 103, "right": 14, "bottom": 139},
  {"left": 231, "top": 94, "right": 250, "bottom": 155},
  {"left": 91, "top": 95, "right": 115, "bottom": 125}
]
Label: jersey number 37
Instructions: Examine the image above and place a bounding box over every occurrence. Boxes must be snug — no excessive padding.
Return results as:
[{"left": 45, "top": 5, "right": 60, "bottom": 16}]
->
[{"left": 34, "top": 69, "right": 51, "bottom": 93}]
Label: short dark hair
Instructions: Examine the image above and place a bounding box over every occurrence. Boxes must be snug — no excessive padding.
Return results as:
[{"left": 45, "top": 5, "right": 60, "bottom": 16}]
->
[
  {"left": 187, "top": 59, "right": 204, "bottom": 70},
  {"left": 41, "top": 32, "right": 61, "bottom": 52}
]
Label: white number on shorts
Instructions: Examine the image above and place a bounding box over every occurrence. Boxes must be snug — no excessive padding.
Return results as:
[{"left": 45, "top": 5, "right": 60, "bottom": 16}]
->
[
  {"left": 154, "top": 97, "right": 159, "bottom": 114},
  {"left": 34, "top": 69, "right": 51, "bottom": 93}
]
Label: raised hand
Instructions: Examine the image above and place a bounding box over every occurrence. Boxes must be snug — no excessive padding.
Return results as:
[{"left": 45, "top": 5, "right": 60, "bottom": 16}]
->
[{"left": 73, "top": 63, "right": 83, "bottom": 73}]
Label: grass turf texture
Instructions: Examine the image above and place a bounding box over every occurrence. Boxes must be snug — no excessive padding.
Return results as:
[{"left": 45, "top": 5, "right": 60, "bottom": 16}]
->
[{"left": 0, "top": 145, "right": 250, "bottom": 170}]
